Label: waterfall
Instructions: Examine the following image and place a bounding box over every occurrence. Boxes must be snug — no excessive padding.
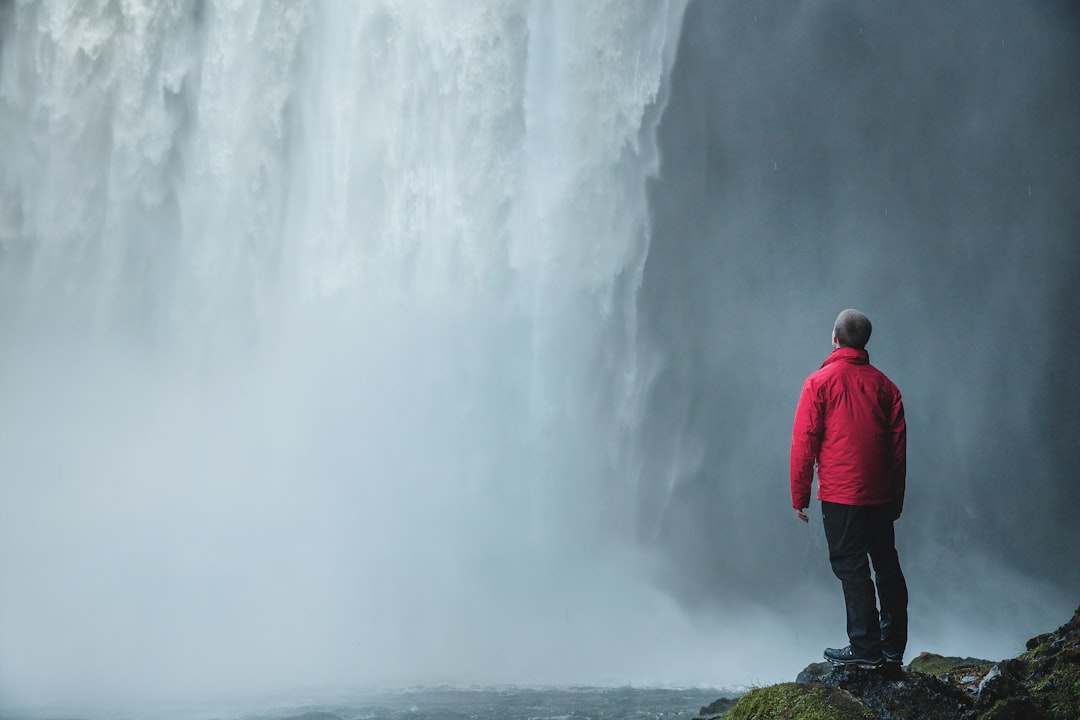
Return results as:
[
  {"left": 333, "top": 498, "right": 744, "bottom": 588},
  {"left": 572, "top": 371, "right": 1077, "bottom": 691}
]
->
[
  {"left": 0, "top": 0, "right": 748, "bottom": 707},
  {"left": 12, "top": 1, "right": 1073, "bottom": 710}
]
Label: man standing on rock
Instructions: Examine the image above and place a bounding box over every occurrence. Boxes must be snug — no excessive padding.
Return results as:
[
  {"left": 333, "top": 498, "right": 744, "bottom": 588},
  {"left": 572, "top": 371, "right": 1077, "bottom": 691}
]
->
[{"left": 790, "top": 309, "right": 909, "bottom": 669}]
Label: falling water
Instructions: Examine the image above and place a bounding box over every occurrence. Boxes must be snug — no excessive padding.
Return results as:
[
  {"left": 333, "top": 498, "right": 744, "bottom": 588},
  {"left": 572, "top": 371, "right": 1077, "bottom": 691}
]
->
[
  {"left": 5, "top": 0, "right": 1079, "bottom": 714},
  {"left": 0, "top": 0, "right": 777, "bottom": 710}
]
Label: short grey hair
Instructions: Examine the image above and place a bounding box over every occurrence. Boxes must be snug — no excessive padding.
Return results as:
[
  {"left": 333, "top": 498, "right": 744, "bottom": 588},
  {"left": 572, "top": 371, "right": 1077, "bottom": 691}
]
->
[{"left": 834, "top": 309, "right": 873, "bottom": 349}]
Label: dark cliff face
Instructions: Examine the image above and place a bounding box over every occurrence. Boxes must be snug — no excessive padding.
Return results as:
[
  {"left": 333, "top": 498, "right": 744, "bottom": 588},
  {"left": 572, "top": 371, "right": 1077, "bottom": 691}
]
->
[
  {"left": 639, "top": 0, "right": 1080, "bottom": 617},
  {"left": 698, "top": 604, "right": 1080, "bottom": 720}
]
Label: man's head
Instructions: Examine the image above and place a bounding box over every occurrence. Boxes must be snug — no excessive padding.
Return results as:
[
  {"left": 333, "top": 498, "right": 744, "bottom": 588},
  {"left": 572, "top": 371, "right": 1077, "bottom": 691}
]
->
[{"left": 832, "top": 308, "right": 872, "bottom": 349}]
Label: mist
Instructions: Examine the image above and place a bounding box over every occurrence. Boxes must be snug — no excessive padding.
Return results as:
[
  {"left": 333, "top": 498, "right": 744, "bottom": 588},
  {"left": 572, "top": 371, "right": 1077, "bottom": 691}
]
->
[
  {"left": 1, "top": 0, "right": 1078, "bottom": 715},
  {"left": 640, "top": 0, "right": 1080, "bottom": 656},
  {"left": 0, "top": 0, "right": 730, "bottom": 711}
]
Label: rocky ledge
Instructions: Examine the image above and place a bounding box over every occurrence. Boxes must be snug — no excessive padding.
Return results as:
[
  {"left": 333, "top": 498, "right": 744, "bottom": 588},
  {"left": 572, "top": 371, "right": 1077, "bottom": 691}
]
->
[{"left": 694, "top": 603, "right": 1080, "bottom": 720}]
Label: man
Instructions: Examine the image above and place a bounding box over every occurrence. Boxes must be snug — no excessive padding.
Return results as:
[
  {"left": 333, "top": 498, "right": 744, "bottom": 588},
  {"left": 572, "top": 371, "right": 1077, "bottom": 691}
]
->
[{"left": 790, "top": 308, "right": 908, "bottom": 669}]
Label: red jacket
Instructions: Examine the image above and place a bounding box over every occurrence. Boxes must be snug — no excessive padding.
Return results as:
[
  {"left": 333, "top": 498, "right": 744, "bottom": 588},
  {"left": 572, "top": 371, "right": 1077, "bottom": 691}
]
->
[{"left": 790, "top": 347, "right": 906, "bottom": 511}]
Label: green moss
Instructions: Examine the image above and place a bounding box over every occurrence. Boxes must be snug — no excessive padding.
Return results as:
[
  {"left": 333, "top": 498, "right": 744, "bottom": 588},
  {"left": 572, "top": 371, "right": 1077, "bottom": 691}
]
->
[
  {"left": 1019, "top": 627, "right": 1080, "bottom": 720},
  {"left": 907, "top": 653, "right": 992, "bottom": 684},
  {"left": 1020, "top": 641, "right": 1053, "bottom": 661},
  {"left": 1042, "top": 666, "right": 1080, "bottom": 720},
  {"left": 722, "top": 682, "right": 874, "bottom": 720},
  {"left": 975, "top": 698, "right": 1038, "bottom": 720}
]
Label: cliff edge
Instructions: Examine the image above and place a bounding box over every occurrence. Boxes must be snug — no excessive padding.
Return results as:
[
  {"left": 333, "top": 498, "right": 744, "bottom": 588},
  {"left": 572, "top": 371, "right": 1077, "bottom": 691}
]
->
[{"left": 695, "top": 604, "right": 1080, "bottom": 720}]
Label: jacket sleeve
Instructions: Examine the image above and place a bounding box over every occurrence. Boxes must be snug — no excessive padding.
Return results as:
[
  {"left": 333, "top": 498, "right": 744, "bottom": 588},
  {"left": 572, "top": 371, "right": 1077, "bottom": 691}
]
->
[
  {"left": 887, "top": 386, "right": 907, "bottom": 514},
  {"left": 790, "top": 377, "right": 823, "bottom": 509}
]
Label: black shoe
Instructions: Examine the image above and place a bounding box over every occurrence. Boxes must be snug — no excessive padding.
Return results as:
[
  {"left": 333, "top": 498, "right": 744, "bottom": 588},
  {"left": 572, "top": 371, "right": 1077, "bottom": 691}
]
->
[
  {"left": 882, "top": 651, "right": 903, "bottom": 666},
  {"left": 824, "top": 645, "right": 883, "bottom": 668}
]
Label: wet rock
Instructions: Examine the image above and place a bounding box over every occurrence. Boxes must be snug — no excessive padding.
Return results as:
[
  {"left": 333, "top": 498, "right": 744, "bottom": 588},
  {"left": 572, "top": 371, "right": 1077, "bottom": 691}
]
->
[
  {"left": 974, "top": 664, "right": 1001, "bottom": 701},
  {"left": 1010, "top": 604, "right": 1080, "bottom": 719},
  {"left": 693, "top": 603, "right": 1080, "bottom": 720},
  {"left": 972, "top": 660, "right": 1028, "bottom": 708},
  {"left": 908, "top": 651, "right": 993, "bottom": 679},
  {"left": 795, "top": 661, "right": 833, "bottom": 684},
  {"left": 692, "top": 695, "right": 736, "bottom": 720},
  {"left": 1027, "top": 632, "right": 1054, "bottom": 652},
  {"left": 804, "top": 663, "right": 973, "bottom": 720}
]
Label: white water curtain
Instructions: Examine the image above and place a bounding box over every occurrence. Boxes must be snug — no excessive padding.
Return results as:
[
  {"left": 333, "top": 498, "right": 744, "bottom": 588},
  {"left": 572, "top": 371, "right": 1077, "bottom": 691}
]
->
[{"left": 0, "top": 0, "right": 752, "bottom": 707}]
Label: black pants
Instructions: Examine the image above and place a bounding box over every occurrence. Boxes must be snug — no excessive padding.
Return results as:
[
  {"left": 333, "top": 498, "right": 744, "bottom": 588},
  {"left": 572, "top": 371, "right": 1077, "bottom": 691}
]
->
[{"left": 822, "top": 500, "right": 908, "bottom": 659}]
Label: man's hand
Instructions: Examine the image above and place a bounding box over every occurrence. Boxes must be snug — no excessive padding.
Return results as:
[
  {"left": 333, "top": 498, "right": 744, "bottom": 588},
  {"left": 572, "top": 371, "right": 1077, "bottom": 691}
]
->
[{"left": 795, "top": 507, "right": 809, "bottom": 523}]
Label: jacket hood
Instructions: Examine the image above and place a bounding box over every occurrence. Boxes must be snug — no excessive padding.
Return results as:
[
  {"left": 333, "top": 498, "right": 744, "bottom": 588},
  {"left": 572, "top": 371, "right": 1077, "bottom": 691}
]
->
[{"left": 821, "top": 347, "right": 869, "bottom": 368}]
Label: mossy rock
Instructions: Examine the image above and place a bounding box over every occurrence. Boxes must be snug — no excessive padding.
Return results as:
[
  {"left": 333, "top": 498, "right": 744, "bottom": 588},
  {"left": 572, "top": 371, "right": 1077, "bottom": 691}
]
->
[
  {"left": 722, "top": 682, "right": 873, "bottom": 720},
  {"left": 695, "top": 696, "right": 738, "bottom": 719},
  {"left": 796, "top": 661, "right": 835, "bottom": 684},
  {"left": 905, "top": 654, "right": 996, "bottom": 701},
  {"left": 692, "top": 603, "right": 1080, "bottom": 720},
  {"left": 908, "top": 651, "right": 993, "bottom": 683},
  {"left": 1017, "top": 603, "right": 1080, "bottom": 720},
  {"left": 1028, "top": 652, "right": 1080, "bottom": 720}
]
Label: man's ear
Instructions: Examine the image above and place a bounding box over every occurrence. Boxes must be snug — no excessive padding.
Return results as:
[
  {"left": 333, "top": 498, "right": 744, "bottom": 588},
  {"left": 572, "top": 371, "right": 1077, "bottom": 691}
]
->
[{"left": 831, "top": 332, "right": 840, "bottom": 348}]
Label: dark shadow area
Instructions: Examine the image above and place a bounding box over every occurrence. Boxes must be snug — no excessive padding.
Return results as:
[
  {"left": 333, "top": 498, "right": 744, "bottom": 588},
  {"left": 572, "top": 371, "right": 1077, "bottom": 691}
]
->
[{"left": 640, "top": 0, "right": 1080, "bottom": 615}]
